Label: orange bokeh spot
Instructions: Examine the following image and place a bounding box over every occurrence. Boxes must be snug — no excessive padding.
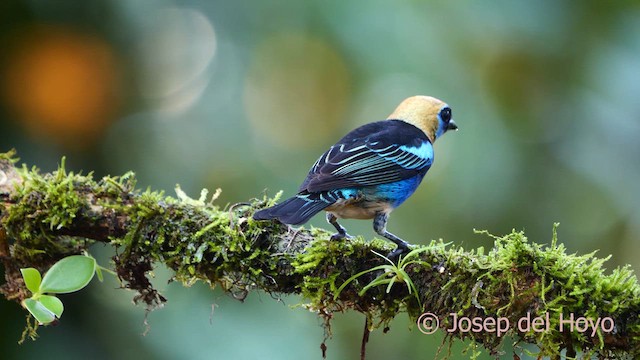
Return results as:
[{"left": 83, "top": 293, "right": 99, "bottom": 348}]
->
[{"left": 2, "top": 25, "right": 121, "bottom": 148}]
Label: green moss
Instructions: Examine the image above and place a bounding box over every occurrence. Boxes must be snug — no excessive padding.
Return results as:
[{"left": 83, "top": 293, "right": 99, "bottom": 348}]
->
[
  {"left": 303, "top": 226, "right": 640, "bottom": 358},
  {"left": 4, "top": 159, "right": 93, "bottom": 268},
  {"left": 453, "top": 225, "right": 640, "bottom": 357},
  {"left": 0, "top": 148, "right": 19, "bottom": 163},
  {"left": 2, "top": 151, "right": 640, "bottom": 358}
]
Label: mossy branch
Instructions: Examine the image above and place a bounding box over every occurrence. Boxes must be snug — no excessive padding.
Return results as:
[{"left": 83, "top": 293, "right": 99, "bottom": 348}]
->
[{"left": 1, "top": 150, "right": 639, "bottom": 358}]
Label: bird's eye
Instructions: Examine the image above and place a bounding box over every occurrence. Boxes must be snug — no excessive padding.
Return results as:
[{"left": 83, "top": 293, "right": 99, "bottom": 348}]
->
[{"left": 440, "top": 107, "right": 452, "bottom": 122}]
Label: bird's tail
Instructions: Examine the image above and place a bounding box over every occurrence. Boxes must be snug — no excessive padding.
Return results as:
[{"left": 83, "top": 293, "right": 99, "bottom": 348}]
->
[{"left": 253, "top": 193, "right": 335, "bottom": 225}]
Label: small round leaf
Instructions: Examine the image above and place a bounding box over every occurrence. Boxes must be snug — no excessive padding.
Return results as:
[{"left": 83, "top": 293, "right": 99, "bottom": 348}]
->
[
  {"left": 39, "top": 295, "right": 64, "bottom": 317},
  {"left": 23, "top": 298, "right": 56, "bottom": 325},
  {"left": 20, "top": 268, "right": 42, "bottom": 294},
  {"left": 40, "top": 255, "right": 96, "bottom": 294}
]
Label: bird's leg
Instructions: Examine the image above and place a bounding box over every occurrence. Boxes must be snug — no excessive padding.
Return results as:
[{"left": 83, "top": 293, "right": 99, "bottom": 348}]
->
[
  {"left": 326, "top": 212, "right": 353, "bottom": 241},
  {"left": 373, "top": 212, "right": 412, "bottom": 261}
]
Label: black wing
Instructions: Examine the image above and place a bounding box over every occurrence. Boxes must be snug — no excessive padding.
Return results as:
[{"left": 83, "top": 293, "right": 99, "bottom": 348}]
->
[{"left": 299, "top": 120, "right": 433, "bottom": 193}]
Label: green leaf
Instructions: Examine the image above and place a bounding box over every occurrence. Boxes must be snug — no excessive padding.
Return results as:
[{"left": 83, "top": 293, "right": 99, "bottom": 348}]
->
[
  {"left": 39, "top": 295, "right": 64, "bottom": 317},
  {"left": 385, "top": 278, "right": 396, "bottom": 294},
  {"left": 20, "top": 268, "right": 42, "bottom": 294},
  {"left": 334, "top": 265, "right": 390, "bottom": 300},
  {"left": 95, "top": 265, "right": 104, "bottom": 282},
  {"left": 23, "top": 298, "right": 56, "bottom": 324},
  {"left": 40, "top": 255, "right": 96, "bottom": 294},
  {"left": 359, "top": 273, "right": 391, "bottom": 295},
  {"left": 396, "top": 268, "right": 411, "bottom": 293}
]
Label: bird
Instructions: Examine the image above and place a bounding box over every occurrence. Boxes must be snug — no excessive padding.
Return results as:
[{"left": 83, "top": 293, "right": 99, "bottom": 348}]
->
[{"left": 253, "top": 95, "right": 458, "bottom": 259}]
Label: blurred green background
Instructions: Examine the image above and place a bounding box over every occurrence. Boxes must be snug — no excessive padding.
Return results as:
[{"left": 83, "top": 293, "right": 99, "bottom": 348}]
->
[{"left": 1, "top": 1, "right": 639, "bottom": 359}]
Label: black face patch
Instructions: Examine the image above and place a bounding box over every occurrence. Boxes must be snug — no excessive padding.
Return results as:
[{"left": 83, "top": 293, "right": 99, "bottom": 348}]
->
[{"left": 440, "top": 107, "right": 452, "bottom": 122}]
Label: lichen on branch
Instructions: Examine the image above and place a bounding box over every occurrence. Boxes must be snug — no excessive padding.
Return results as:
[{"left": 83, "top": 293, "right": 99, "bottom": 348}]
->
[{"left": 0, "top": 150, "right": 639, "bottom": 359}]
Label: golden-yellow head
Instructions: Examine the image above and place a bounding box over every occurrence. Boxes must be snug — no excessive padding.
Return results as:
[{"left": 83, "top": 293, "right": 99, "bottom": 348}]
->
[{"left": 387, "top": 95, "right": 458, "bottom": 143}]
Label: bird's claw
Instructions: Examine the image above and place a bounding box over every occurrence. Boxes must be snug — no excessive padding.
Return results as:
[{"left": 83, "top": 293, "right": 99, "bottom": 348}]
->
[
  {"left": 386, "top": 244, "right": 412, "bottom": 263},
  {"left": 330, "top": 232, "right": 353, "bottom": 241}
]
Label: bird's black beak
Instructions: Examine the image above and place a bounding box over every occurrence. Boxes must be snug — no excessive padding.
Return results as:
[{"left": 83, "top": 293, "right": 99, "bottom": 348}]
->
[{"left": 447, "top": 120, "right": 458, "bottom": 131}]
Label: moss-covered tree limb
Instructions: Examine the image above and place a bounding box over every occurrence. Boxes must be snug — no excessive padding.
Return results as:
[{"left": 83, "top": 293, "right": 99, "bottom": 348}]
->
[{"left": 1, "top": 150, "right": 639, "bottom": 359}]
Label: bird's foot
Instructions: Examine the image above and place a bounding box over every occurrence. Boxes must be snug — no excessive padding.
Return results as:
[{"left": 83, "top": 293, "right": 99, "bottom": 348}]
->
[
  {"left": 330, "top": 232, "right": 353, "bottom": 241},
  {"left": 386, "top": 244, "right": 412, "bottom": 263}
]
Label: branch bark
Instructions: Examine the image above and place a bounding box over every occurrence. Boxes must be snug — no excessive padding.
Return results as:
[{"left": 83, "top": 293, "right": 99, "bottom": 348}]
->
[{"left": 1, "top": 150, "right": 639, "bottom": 358}]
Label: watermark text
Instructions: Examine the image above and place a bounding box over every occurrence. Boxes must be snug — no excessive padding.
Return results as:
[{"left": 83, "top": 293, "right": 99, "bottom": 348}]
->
[{"left": 417, "top": 312, "right": 615, "bottom": 337}]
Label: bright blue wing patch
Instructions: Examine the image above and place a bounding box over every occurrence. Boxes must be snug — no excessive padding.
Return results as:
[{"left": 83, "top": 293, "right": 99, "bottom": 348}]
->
[
  {"left": 303, "top": 140, "right": 433, "bottom": 191},
  {"left": 300, "top": 120, "right": 434, "bottom": 193}
]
